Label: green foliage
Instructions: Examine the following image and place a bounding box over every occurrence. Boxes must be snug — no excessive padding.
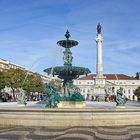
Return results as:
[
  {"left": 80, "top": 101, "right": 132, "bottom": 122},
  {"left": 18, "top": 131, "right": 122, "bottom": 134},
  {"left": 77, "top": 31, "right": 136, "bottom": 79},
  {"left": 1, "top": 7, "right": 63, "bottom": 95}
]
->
[
  {"left": 23, "top": 74, "right": 45, "bottom": 94},
  {"left": 134, "top": 86, "right": 140, "bottom": 97},
  {"left": 1, "top": 68, "right": 45, "bottom": 100},
  {"left": 4, "top": 68, "right": 25, "bottom": 88},
  {"left": 0, "top": 71, "right": 6, "bottom": 91},
  {"left": 4, "top": 68, "right": 25, "bottom": 100}
]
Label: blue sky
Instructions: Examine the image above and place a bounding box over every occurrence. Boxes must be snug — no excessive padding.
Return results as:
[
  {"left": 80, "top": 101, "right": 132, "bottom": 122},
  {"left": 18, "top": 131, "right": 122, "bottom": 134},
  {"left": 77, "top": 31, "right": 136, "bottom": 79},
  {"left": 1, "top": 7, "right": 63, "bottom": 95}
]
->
[{"left": 0, "top": 0, "right": 140, "bottom": 76}]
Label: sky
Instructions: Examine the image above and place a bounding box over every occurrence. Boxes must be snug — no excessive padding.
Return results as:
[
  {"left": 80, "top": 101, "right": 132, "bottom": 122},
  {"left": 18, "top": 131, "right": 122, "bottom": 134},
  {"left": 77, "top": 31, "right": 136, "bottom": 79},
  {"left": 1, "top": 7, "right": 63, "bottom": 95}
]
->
[{"left": 0, "top": 0, "right": 140, "bottom": 76}]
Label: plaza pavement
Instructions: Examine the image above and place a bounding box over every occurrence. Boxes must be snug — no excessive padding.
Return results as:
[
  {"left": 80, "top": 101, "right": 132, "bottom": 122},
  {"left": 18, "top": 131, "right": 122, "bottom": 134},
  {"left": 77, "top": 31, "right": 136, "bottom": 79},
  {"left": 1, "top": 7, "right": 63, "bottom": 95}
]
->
[
  {"left": 0, "top": 125, "right": 140, "bottom": 140},
  {"left": 0, "top": 101, "right": 140, "bottom": 140}
]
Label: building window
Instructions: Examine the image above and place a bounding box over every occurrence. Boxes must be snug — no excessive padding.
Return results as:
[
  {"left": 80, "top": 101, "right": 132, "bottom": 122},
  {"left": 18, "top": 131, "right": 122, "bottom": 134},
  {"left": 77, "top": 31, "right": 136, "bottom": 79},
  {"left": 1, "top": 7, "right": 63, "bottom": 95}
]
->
[
  {"left": 112, "top": 87, "right": 115, "bottom": 94},
  {"left": 87, "top": 82, "right": 89, "bottom": 84},
  {"left": 79, "top": 82, "right": 81, "bottom": 84},
  {"left": 133, "top": 95, "right": 135, "bottom": 100},
  {"left": 86, "top": 93, "right": 89, "bottom": 100},
  {"left": 128, "top": 89, "right": 130, "bottom": 94},
  {"left": 124, "top": 89, "right": 125, "bottom": 93}
]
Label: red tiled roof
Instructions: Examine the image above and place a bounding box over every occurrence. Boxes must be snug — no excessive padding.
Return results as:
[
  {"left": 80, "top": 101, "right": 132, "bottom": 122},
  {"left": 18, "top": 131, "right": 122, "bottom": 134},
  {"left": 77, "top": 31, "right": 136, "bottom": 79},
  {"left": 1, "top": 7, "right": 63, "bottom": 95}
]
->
[{"left": 77, "top": 74, "right": 137, "bottom": 80}]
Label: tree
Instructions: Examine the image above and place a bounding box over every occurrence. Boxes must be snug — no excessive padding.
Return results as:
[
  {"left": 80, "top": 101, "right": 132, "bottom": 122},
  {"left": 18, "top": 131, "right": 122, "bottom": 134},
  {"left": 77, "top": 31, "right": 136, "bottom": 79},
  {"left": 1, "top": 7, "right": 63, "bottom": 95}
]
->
[
  {"left": 0, "top": 71, "right": 6, "bottom": 91},
  {"left": 23, "top": 73, "right": 45, "bottom": 94},
  {"left": 4, "top": 68, "right": 25, "bottom": 100},
  {"left": 134, "top": 86, "right": 140, "bottom": 97},
  {"left": 3, "top": 68, "right": 46, "bottom": 101}
]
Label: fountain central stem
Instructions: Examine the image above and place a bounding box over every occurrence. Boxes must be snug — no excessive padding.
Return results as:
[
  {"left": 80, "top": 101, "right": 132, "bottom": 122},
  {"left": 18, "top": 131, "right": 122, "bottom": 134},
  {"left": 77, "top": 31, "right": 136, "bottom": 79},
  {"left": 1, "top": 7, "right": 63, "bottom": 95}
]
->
[{"left": 63, "top": 48, "right": 73, "bottom": 66}]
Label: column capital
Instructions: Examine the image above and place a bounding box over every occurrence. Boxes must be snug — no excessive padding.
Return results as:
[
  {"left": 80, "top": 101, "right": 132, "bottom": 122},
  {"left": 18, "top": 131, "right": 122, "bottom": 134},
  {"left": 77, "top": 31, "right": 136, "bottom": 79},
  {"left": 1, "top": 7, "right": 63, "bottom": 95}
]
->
[{"left": 96, "top": 34, "right": 103, "bottom": 42}]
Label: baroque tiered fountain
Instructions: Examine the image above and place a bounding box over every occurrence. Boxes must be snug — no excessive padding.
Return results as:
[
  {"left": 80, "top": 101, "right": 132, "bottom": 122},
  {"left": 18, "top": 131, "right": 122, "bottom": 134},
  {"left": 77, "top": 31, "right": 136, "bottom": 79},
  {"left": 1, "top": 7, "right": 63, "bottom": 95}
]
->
[{"left": 44, "top": 30, "right": 91, "bottom": 107}]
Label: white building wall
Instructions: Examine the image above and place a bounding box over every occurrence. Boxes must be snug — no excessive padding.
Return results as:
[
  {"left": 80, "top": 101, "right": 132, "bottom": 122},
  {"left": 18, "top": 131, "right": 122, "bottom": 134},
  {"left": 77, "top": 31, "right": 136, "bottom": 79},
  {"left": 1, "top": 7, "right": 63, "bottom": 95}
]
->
[{"left": 74, "top": 79, "right": 140, "bottom": 101}]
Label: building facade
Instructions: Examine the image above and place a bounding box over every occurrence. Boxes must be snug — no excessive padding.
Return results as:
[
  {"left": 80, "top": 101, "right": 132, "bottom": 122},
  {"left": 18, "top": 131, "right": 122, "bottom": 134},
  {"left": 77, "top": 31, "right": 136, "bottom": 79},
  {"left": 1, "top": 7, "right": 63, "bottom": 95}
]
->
[
  {"left": 0, "top": 58, "right": 25, "bottom": 71},
  {"left": 74, "top": 74, "right": 140, "bottom": 101}
]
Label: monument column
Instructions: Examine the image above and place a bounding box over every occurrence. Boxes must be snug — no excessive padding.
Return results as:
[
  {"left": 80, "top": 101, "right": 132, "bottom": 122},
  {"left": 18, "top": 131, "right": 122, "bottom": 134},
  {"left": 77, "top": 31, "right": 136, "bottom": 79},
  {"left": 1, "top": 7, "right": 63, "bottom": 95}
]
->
[
  {"left": 96, "top": 23, "right": 103, "bottom": 76},
  {"left": 93, "top": 23, "right": 106, "bottom": 101}
]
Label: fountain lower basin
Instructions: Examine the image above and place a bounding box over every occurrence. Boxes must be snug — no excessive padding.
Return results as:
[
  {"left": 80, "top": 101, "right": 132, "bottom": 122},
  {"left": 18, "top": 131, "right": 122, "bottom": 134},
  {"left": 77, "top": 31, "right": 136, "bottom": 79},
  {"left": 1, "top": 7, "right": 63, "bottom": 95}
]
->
[
  {"left": 0, "top": 105, "right": 140, "bottom": 127},
  {"left": 0, "top": 101, "right": 140, "bottom": 127}
]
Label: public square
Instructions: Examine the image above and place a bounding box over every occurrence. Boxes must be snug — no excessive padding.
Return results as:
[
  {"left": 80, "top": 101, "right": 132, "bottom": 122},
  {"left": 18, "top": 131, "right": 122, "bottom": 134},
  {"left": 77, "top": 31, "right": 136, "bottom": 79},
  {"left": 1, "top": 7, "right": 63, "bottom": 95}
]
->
[{"left": 0, "top": 0, "right": 140, "bottom": 140}]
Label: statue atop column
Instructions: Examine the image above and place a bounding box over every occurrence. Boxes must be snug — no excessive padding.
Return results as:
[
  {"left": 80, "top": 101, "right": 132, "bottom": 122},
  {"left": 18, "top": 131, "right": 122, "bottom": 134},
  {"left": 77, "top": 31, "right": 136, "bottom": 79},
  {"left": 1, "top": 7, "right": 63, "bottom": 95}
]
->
[{"left": 97, "top": 23, "right": 102, "bottom": 34}]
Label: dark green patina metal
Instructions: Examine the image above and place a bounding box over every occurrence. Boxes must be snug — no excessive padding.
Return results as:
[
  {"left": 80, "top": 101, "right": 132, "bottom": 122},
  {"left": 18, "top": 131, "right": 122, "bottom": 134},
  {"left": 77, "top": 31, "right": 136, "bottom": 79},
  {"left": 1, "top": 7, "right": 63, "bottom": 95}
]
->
[
  {"left": 112, "top": 87, "right": 128, "bottom": 106},
  {"left": 44, "top": 30, "right": 91, "bottom": 107},
  {"left": 45, "top": 83, "right": 60, "bottom": 108}
]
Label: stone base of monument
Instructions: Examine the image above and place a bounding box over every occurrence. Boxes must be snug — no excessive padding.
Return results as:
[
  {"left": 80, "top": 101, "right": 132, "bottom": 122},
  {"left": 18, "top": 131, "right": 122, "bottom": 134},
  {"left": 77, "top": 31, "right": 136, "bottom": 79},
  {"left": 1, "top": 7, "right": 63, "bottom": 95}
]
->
[{"left": 58, "top": 101, "right": 85, "bottom": 108}]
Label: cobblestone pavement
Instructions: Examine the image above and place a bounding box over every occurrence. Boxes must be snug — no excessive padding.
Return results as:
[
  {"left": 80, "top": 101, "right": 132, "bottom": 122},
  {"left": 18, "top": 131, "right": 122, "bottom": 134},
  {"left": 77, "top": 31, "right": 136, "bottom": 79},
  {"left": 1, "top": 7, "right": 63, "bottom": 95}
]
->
[{"left": 0, "top": 125, "right": 139, "bottom": 140}]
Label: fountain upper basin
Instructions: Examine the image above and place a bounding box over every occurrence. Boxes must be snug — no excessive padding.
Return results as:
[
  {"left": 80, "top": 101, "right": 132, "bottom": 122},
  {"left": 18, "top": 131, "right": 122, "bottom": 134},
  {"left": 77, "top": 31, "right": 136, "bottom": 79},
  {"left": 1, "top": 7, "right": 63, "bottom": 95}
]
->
[
  {"left": 57, "top": 40, "right": 78, "bottom": 48},
  {"left": 44, "top": 66, "right": 91, "bottom": 79}
]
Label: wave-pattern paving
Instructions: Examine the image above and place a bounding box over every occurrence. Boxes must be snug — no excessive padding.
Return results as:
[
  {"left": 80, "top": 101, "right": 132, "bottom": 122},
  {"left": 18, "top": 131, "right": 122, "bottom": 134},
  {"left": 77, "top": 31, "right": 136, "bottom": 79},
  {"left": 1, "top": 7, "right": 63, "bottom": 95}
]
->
[{"left": 0, "top": 125, "right": 139, "bottom": 140}]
